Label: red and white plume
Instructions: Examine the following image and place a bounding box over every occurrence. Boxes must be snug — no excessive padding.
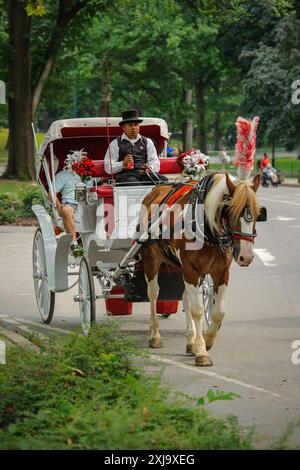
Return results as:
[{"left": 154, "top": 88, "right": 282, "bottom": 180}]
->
[{"left": 234, "top": 116, "right": 260, "bottom": 181}]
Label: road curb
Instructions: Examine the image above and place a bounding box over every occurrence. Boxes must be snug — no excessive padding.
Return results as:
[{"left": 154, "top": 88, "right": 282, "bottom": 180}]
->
[
  {"left": 0, "top": 325, "right": 40, "bottom": 352},
  {"left": 0, "top": 316, "right": 47, "bottom": 349}
]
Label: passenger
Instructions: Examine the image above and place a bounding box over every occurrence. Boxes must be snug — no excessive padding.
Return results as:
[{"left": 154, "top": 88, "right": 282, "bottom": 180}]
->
[
  {"left": 104, "top": 109, "right": 167, "bottom": 184},
  {"left": 48, "top": 159, "right": 84, "bottom": 257}
]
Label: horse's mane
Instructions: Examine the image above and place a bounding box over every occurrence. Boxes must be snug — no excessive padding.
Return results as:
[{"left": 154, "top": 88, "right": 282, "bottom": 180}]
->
[{"left": 204, "top": 174, "right": 260, "bottom": 235}]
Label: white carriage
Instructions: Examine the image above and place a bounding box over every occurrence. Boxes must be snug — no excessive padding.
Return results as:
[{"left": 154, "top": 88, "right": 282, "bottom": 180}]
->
[{"left": 32, "top": 117, "right": 213, "bottom": 334}]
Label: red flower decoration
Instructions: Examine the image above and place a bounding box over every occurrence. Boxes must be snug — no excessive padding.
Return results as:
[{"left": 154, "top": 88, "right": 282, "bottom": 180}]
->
[{"left": 72, "top": 157, "right": 96, "bottom": 182}]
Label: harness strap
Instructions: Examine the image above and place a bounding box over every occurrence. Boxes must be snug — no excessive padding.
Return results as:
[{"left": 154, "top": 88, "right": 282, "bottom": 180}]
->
[
  {"left": 232, "top": 228, "right": 257, "bottom": 243},
  {"left": 190, "top": 174, "right": 217, "bottom": 235}
]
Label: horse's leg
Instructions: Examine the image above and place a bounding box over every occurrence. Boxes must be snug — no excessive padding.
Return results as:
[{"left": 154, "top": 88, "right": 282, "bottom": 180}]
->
[
  {"left": 183, "top": 289, "right": 196, "bottom": 355},
  {"left": 146, "top": 272, "right": 163, "bottom": 348},
  {"left": 185, "top": 281, "right": 213, "bottom": 367},
  {"left": 204, "top": 284, "right": 227, "bottom": 351},
  {"left": 142, "top": 246, "right": 163, "bottom": 349}
]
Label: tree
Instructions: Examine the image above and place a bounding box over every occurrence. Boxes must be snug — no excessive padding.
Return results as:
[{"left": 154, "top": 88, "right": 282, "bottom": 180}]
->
[
  {"left": 5, "top": 0, "right": 34, "bottom": 178},
  {"left": 3, "top": 0, "right": 110, "bottom": 179},
  {"left": 241, "top": 15, "right": 300, "bottom": 158}
]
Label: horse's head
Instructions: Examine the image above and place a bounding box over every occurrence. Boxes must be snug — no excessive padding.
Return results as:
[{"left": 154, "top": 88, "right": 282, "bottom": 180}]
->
[{"left": 225, "top": 174, "right": 260, "bottom": 267}]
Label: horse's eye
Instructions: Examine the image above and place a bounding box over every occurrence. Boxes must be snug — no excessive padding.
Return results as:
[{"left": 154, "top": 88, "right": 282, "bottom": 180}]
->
[{"left": 244, "top": 207, "right": 253, "bottom": 223}]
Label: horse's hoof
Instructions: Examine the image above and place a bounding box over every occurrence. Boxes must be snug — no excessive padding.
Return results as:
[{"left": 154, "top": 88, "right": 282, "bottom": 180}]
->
[
  {"left": 149, "top": 338, "right": 164, "bottom": 348},
  {"left": 186, "top": 344, "right": 196, "bottom": 355},
  {"left": 195, "top": 355, "right": 213, "bottom": 367}
]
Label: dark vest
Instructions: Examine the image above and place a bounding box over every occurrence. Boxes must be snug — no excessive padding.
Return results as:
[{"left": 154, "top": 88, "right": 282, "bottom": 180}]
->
[{"left": 117, "top": 136, "right": 148, "bottom": 170}]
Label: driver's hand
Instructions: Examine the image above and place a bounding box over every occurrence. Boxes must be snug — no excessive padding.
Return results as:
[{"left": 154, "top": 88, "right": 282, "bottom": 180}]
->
[
  {"left": 123, "top": 154, "right": 134, "bottom": 169},
  {"left": 139, "top": 164, "right": 149, "bottom": 174}
]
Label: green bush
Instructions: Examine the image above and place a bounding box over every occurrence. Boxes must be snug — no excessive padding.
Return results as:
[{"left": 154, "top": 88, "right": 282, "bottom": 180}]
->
[
  {"left": 17, "top": 185, "right": 44, "bottom": 215},
  {"left": 0, "top": 193, "right": 19, "bottom": 223},
  {"left": 0, "top": 184, "right": 44, "bottom": 223},
  {"left": 0, "top": 323, "right": 253, "bottom": 450},
  {"left": 0, "top": 193, "right": 17, "bottom": 210}
]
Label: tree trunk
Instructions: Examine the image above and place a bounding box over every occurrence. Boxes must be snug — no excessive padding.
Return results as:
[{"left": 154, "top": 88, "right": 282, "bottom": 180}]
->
[
  {"left": 3, "top": 1, "right": 34, "bottom": 179},
  {"left": 183, "top": 88, "right": 193, "bottom": 151},
  {"left": 214, "top": 111, "right": 221, "bottom": 150},
  {"left": 195, "top": 79, "right": 207, "bottom": 154}
]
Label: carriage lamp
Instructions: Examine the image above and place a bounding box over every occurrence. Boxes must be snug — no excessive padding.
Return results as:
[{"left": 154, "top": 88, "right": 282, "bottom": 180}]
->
[
  {"left": 87, "top": 191, "right": 98, "bottom": 205},
  {"left": 75, "top": 181, "right": 87, "bottom": 204}
]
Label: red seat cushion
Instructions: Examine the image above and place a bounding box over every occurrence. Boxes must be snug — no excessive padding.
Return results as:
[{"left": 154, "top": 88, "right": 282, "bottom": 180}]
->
[
  {"left": 90, "top": 185, "right": 114, "bottom": 198},
  {"left": 92, "top": 157, "right": 181, "bottom": 177},
  {"left": 160, "top": 158, "right": 182, "bottom": 174}
]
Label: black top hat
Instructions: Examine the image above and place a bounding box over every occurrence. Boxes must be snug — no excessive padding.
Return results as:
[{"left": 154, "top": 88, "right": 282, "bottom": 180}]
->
[{"left": 119, "top": 109, "right": 143, "bottom": 126}]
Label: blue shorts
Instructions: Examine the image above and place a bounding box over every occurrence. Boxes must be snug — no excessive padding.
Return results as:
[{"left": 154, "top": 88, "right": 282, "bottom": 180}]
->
[{"left": 62, "top": 202, "right": 78, "bottom": 212}]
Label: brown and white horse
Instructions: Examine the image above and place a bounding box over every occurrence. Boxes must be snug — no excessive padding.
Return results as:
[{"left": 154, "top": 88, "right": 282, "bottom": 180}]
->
[{"left": 139, "top": 173, "right": 260, "bottom": 367}]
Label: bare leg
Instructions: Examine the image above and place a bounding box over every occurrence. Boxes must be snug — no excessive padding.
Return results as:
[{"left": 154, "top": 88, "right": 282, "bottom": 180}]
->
[
  {"left": 60, "top": 205, "right": 77, "bottom": 241},
  {"left": 204, "top": 284, "right": 227, "bottom": 351}
]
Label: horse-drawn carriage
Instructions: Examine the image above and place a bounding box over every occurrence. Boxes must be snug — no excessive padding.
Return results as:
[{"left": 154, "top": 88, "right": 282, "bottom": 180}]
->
[
  {"left": 32, "top": 117, "right": 214, "bottom": 337},
  {"left": 32, "top": 115, "right": 266, "bottom": 367}
]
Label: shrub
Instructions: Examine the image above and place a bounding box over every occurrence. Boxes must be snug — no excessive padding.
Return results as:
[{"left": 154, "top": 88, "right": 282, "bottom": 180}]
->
[
  {"left": 0, "top": 323, "right": 253, "bottom": 450},
  {"left": 18, "top": 185, "right": 44, "bottom": 216},
  {"left": 0, "top": 193, "right": 18, "bottom": 223}
]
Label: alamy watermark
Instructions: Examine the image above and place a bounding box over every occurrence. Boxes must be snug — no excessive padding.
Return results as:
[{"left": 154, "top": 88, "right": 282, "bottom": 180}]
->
[
  {"left": 0, "top": 339, "right": 6, "bottom": 365},
  {"left": 291, "top": 80, "right": 300, "bottom": 104},
  {"left": 291, "top": 340, "right": 300, "bottom": 365},
  {"left": 89, "top": 199, "right": 206, "bottom": 250},
  {"left": 0, "top": 80, "right": 5, "bottom": 104}
]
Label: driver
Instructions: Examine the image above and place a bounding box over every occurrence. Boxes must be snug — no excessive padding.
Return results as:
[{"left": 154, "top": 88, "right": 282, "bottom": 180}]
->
[{"left": 104, "top": 109, "right": 166, "bottom": 184}]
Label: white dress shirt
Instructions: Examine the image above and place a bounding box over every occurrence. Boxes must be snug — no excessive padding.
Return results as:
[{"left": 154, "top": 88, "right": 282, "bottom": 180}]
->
[{"left": 104, "top": 133, "right": 160, "bottom": 175}]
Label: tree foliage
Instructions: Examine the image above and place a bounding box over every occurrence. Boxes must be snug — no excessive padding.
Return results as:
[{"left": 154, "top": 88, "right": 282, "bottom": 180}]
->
[
  {"left": 0, "top": 0, "right": 299, "bottom": 179},
  {"left": 242, "top": 15, "right": 300, "bottom": 150}
]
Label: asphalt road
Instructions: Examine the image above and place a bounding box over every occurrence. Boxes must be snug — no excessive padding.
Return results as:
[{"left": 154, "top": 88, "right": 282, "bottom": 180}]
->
[{"left": 1, "top": 185, "right": 300, "bottom": 448}]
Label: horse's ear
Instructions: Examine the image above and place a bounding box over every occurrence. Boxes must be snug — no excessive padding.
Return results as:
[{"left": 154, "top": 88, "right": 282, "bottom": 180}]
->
[
  {"left": 226, "top": 174, "right": 236, "bottom": 196},
  {"left": 252, "top": 174, "right": 260, "bottom": 193}
]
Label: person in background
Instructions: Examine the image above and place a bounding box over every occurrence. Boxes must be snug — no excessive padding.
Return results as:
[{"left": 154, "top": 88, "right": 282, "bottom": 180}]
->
[
  {"left": 104, "top": 109, "right": 166, "bottom": 184},
  {"left": 261, "top": 152, "right": 271, "bottom": 169},
  {"left": 220, "top": 146, "right": 230, "bottom": 170},
  {"left": 167, "top": 145, "right": 175, "bottom": 157}
]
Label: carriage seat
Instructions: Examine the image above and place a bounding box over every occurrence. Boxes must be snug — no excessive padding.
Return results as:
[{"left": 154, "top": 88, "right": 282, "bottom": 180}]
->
[
  {"left": 89, "top": 185, "right": 114, "bottom": 198},
  {"left": 92, "top": 157, "right": 181, "bottom": 179}
]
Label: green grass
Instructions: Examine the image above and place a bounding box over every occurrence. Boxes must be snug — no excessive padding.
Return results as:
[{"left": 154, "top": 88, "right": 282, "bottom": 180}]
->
[
  {"left": 0, "top": 128, "right": 8, "bottom": 164},
  {"left": 0, "top": 179, "right": 36, "bottom": 194},
  {"left": 275, "top": 158, "right": 300, "bottom": 173},
  {"left": 0, "top": 322, "right": 255, "bottom": 450}
]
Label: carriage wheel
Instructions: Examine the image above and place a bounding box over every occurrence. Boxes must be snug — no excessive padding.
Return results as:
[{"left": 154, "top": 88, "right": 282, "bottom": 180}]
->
[
  {"left": 32, "top": 228, "right": 55, "bottom": 324},
  {"left": 78, "top": 256, "right": 96, "bottom": 336},
  {"left": 202, "top": 274, "right": 214, "bottom": 327}
]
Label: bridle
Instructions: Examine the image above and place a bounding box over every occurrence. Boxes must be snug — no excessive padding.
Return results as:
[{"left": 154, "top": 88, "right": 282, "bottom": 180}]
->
[
  {"left": 190, "top": 175, "right": 258, "bottom": 251},
  {"left": 231, "top": 227, "right": 257, "bottom": 244},
  {"left": 221, "top": 201, "right": 257, "bottom": 245}
]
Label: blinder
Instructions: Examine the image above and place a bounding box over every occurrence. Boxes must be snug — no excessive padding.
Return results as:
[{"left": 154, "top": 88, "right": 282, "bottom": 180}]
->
[{"left": 257, "top": 206, "right": 267, "bottom": 222}]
